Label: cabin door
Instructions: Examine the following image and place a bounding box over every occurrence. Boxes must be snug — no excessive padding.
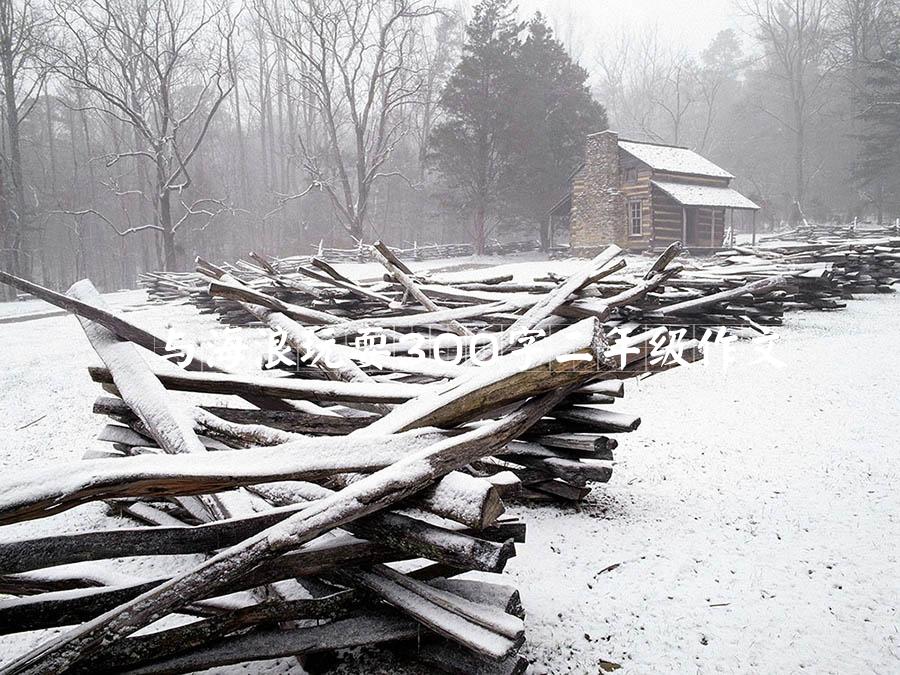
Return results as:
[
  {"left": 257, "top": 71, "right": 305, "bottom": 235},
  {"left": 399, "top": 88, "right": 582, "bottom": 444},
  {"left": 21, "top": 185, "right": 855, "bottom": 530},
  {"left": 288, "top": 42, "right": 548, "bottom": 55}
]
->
[{"left": 684, "top": 207, "right": 699, "bottom": 245}]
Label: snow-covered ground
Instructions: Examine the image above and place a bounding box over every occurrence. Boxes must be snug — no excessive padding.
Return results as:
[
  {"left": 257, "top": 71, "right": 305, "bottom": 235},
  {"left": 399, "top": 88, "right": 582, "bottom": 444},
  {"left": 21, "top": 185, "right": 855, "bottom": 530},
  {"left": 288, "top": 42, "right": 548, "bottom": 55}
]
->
[
  {"left": 0, "top": 263, "right": 897, "bottom": 673},
  {"left": 509, "top": 294, "right": 900, "bottom": 674}
]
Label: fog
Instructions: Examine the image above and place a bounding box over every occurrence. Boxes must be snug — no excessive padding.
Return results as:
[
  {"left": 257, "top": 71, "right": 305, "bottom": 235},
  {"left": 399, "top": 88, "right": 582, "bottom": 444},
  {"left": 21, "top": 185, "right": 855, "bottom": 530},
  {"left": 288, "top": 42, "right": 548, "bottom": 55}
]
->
[{"left": 1, "top": 0, "right": 897, "bottom": 293}]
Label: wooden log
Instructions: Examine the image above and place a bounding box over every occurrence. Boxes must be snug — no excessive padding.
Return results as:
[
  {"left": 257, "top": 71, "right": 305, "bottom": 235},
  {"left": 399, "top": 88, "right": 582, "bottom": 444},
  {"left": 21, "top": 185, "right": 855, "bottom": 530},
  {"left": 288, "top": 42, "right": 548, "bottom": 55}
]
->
[
  {"left": 0, "top": 427, "right": 448, "bottom": 525},
  {"left": 651, "top": 276, "right": 790, "bottom": 316},
  {"left": 508, "top": 456, "right": 612, "bottom": 486},
  {"left": 314, "top": 300, "right": 515, "bottom": 341},
  {"left": 345, "top": 564, "right": 523, "bottom": 660},
  {"left": 0, "top": 535, "right": 388, "bottom": 633},
  {"left": 551, "top": 407, "right": 642, "bottom": 433},
  {"left": 0, "top": 271, "right": 293, "bottom": 411},
  {"left": 246, "top": 251, "right": 328, "bottom": 298},
  {"left": 471, "top": 245, "right": 622, "bottom": 359},
  {"left": 198, "top": 264, "right": 376, "bottom": 387},
  {"left": 94, "top": 396, "right": 369, "bottom": 436},
  {"left": 0, "top": 497, "right": 513, "bottom": 578},
  {"left": 577, "top": 380, "right": 625, "bottom": 397},
  {"left": 1, "top": 387, "right": 577, "bottom": 674},
  {"left": 207, "top": 278, "right": 343, "bottom": 325},
  {"left": 67, "top": 280, "right": 236, "bottom": 522},
  {"left": 298, "top": 260, "right": 396, "bottom": 305},
  {"left": 372, "top": 241, "right": 472, "bottom": 336},
  {"left": 87, "top": 365, "right": 423, "bottom": 403},
  {"left": 417, "top": 639, "right": 529, "bottom": 675},
  {"left": 527, "top": 433, "right": 617, "bottom": 458},
  {"left": 324, "top": 469, "right": 506, "bottom": 530},
  {"left": 86, "top": 578, "right": 522, "bottom": 675},
  {"left": 363, "top": 316, "right": 607, "bottom": 433},
  {"left": 70, "top": 592, "right": 356, "bottom": 674}
]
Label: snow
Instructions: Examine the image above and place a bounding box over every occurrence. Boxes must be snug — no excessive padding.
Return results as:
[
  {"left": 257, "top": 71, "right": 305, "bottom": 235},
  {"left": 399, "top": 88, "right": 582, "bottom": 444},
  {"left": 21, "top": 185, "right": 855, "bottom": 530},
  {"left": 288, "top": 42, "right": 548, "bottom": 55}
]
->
[
  {"left": 505, "top": 294, "right": 900, "bottom": 673},
  {"left": 619, "top": 140, "right": 734, "bottom": 178},
  {"left": 0, "top": 265, "right": 898, "bottom": 673},
  {"left": 651, "top": 180, "right": 760, "bottom": 210}
]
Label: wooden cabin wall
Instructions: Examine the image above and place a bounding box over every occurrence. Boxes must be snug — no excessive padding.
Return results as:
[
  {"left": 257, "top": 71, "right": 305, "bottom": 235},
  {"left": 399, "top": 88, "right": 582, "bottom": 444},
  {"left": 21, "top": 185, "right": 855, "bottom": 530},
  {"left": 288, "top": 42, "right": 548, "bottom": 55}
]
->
[
  {"left": 693, "top": 207, "right": 726, "bottom": 248},
  {"left": 619, "top": 154, "right": 653, "bottom": 250},
  {"left": 650, "top": 188, "right": 684, "bottom": 246},
  {"left": 649, "top": 172, "right": 730, "bottom": 250}
]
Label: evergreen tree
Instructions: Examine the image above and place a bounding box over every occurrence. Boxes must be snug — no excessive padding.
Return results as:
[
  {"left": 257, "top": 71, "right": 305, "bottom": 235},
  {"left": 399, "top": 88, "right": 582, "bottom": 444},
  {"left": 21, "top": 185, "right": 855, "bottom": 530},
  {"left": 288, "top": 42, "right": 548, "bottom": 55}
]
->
[
  {"left": 510, "top": 13, "right": 607, "bottom": 246},
  {"left": 430, "top": 0, "right": 521, "bottom": 254},
  {"left": 432, "top": 3, "right": 607, "bottom": 252},
  {"left": 854, "top": 39, "right": 900, "bottom": 224}
]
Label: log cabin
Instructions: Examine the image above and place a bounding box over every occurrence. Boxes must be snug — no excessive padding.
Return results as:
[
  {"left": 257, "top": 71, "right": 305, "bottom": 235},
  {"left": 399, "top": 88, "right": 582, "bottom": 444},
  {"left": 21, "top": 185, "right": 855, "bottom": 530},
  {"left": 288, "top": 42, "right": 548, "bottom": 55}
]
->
[{"left": 546, "top": 130, "right": 759, "bottom": 255}]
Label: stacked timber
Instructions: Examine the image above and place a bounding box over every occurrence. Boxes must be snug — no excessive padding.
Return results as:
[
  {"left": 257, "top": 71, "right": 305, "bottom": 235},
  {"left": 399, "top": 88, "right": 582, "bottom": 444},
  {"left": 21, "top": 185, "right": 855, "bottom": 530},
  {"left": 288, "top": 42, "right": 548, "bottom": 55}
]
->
[
  {"left": 139, "top": 241, "right": 792, "bottom": 338},
  {"left": 713, "top": 236, "right": 900, "bottom": 298},
  {"left": 759, "top": 221, "right": 900, "bottom": 242},
  {"left": 0, "top": 253, "right": 699, "bottom": 673},
  {"left": 309, "top": 240, "right": 542, "bottom": 263}
]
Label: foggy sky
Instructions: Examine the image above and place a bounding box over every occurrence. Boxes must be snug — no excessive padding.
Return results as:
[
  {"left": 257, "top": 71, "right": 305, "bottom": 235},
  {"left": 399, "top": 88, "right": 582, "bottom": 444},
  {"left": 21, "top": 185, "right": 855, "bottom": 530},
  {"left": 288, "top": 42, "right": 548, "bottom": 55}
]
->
[{"left": 469, "top": 0, "right": 752, "bottom": 63}]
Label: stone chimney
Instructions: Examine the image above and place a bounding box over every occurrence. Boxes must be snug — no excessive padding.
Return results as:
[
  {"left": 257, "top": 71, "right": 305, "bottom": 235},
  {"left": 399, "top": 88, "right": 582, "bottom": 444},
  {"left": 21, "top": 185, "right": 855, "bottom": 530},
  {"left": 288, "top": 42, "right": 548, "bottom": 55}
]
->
[{"left": 570, "top": 130, "right": 626, "bottom": 254}]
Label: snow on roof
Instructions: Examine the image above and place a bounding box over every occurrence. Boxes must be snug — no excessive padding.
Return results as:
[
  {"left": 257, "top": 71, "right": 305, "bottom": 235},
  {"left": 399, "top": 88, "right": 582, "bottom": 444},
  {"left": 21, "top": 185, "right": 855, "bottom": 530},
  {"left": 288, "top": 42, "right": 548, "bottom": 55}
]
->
[
  {"left": 620, "top": 140, "right": 734, "bottom": 178},
  {"left": 651, "top": 180, "right": 760, "bottom": 210}
]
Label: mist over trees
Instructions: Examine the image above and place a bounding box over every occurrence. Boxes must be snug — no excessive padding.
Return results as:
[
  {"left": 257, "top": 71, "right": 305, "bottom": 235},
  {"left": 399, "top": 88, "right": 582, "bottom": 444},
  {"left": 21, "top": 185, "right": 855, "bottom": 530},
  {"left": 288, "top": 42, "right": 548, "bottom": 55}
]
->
[
  {"left": 0, "top": 0, "right": 898, "bottom": 293},
  {"left": 431, "top": 0, "right": 605, "bottom": 253},
  {"left": 595, "top": 0, "right": 900, "bottom": 229}
]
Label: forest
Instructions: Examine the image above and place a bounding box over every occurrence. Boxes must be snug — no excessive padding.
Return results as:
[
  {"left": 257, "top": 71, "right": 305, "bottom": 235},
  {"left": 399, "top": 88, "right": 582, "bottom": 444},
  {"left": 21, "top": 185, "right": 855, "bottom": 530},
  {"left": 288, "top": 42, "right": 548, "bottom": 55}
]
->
[{"left": 1, "top": 0, "right": 898, "bottom": 292}]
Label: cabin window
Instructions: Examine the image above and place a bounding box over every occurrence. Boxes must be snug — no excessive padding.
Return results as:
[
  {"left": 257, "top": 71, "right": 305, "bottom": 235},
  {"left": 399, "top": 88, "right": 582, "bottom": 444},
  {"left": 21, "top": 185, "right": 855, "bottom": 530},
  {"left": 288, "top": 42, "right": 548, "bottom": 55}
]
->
[
  {"left": 625, "top": 168, "right": 638, "bottom": 184},
  {"left": 628, "top": 200, "right": 643, "bottom": 236}
]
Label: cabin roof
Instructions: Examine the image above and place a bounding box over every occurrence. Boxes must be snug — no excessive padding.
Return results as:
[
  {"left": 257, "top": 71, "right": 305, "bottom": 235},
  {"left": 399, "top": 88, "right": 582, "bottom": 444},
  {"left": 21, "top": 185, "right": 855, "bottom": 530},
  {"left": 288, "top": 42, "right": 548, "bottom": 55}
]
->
[
  {"left": 651, "top": 180, "right": 759, "bottom": 210},
  {"left": 619, "top": 140, "right": 734, "bottom": 179}
]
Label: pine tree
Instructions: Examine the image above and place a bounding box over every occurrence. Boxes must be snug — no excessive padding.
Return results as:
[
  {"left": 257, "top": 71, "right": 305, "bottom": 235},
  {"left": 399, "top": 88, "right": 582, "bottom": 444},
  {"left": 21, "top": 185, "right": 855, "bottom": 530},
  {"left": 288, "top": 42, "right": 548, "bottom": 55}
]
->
[
  {"left": 431, "top": 5, "right": 607, "bottom": 252},
  {"left": 854, "top": 39, "right": 900, "bottom": 224},
  {"left": 510, "top": 13, "right": 607, "bottom": 246},
  {"left": 430, "top": 0, "right": 521, "bottom": 254}
]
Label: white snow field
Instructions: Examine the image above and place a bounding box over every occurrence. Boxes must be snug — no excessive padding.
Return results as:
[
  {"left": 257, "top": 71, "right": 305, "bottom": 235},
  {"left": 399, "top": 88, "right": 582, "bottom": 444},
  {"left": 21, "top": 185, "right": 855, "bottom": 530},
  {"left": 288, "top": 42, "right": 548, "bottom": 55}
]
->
[{"left": 0, "top": 265, "right": 897, "bottom": 674}]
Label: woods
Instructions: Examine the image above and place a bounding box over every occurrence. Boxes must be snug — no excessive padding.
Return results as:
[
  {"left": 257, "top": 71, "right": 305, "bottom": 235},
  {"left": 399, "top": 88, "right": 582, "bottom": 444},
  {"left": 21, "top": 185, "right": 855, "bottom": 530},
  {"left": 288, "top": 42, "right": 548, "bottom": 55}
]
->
[{"left": 0, "top": 0, "right": 898, "bottom": 287}]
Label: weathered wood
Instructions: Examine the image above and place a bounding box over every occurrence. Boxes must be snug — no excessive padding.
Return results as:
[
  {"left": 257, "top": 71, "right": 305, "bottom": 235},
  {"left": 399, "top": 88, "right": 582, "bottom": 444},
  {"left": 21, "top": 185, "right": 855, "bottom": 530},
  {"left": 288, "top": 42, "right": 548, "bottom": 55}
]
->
[
  {"left": 94, "top": 395, "right": 369, "bottom": 437},
  {"left": 364, "top": 316, "right": 607, "bottom": 433},
  {"left": 0, "top": 271, "right": 293, "bottom": 411},
  {"left": 70, "top": 592, "right": 356, "bottom": 674},
  {"left": 67, "top": 280, "right": 234, "bottom": 522},
  {"left": 1, "top": 387, "right": 578, "bottom": 674},
  {"left": 0, "top": 496, "right": 513, "bottom": 578},
  {"left": 346, "top": 564, "right": 523, "bottom": 660},
  {"left": 206, "top": 278, "right": 343, "bottom": 325},
  {"left": 471, "top": 245, "right": 622, "bottom": 359},
  {"left": 0, "top": 535, "right": 388, "bottom": 633},
  {"left": 527, "top": 433, "right": 617, "bottom": 458},
  {"left": 85, "top": 578, "right": 522, "bottom": 675},
  {"left": 0, "top": 427, "right": 447, "bottom": 525},
  {"left": 549, "top": 407, "right": 642, "bottom": 433},
  {"left": 88, "top": 365, "right": 423, "bottom": 403},
  {"left": 650, "top": 275, "right": 790, "bottom": 316},
  {"left": 372, "top": 241, "right": 472, "bottom": 337},
  {"left": 324, "top": 469, "right": 506, "bottom": 529},
  {"left": 198, "top": 264, "right": 376, "bottom": 386}
]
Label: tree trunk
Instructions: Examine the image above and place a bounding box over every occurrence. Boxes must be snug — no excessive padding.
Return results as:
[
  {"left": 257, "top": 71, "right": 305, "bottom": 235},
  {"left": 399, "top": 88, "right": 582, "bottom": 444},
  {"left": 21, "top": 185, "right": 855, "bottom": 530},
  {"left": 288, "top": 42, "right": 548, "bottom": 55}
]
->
[
  {"left": 160, "top": 191, "right": 177, "bottom": 272},
  {"left": 793, "top": 101, "right": 805, "bottom": 225},
  {"left": 1, "top": 42, "right": 26, "bottom": 282},
  {"left": 473, "top": 202, "right": 486, "bottom": 255}
]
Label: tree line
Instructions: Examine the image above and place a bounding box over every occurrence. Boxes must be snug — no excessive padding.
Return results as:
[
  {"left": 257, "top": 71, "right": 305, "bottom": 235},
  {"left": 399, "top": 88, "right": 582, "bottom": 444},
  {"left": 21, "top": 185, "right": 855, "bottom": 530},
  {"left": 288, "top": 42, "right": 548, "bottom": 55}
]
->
[
  {"left": 595, "top": 0, "right": 900, "bottom": 228},
  {"left": 0, "top": 0, "right": 898, "bottom": 295}
]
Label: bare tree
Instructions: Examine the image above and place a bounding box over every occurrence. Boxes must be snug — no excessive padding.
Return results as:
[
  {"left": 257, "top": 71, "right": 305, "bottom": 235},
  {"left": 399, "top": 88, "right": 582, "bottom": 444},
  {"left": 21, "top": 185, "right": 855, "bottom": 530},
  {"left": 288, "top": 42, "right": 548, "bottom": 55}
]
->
[
  {"left": 695, "top": 29, "right": 744, "bottom": 153},
  {"left": 51, "top": 0, "right": 237, "bottom": 271},
  {"left": 259, "top": 0, "right": 439, "bottom": 242},
  {"left": 741, "top": 0, "right": 833, "bottom": 218},
  {"left": 595, "top": 25, "right": 697, "bottom": 145},
  {"left": 0, "top": 0, "right": 49, "bottom": 291},
  {"left": 648, "top": 52, "right": 698, "bottom": 146}
]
